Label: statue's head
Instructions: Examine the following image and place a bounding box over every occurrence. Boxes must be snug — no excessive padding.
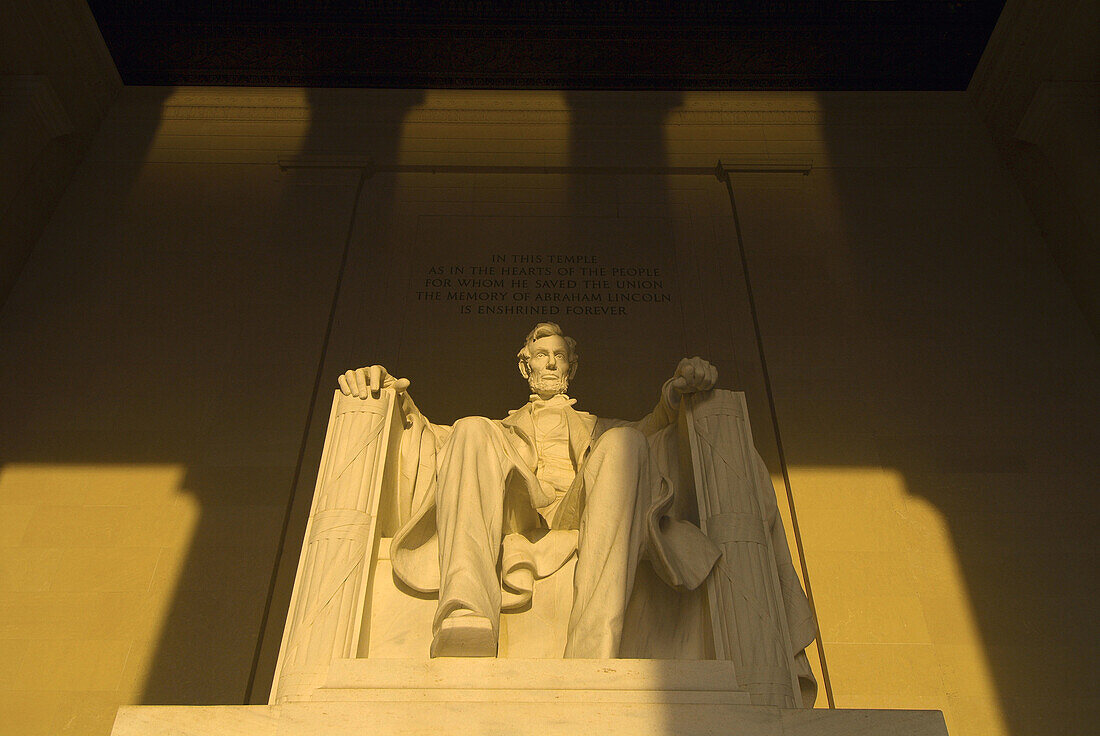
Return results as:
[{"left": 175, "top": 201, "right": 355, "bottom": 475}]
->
[{"left": 517, "top": 322, "right": 578, "bottom": 399}]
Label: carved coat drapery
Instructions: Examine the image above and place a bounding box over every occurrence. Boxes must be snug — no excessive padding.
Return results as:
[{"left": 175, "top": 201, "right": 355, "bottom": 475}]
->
[{"left": 387, "top": 383, "right": 722, "bottom": 600}]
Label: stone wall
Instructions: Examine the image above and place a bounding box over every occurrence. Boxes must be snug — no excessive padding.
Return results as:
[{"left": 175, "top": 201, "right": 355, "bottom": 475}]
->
[
  {"left": 0, "top": 0, "right": 121, "bottom": 304},
  {"left": 970, "top": 0, "right": 1099, "bottom": 334},
  {"left": 0, "top": 87, "right": 1095, "bottom": 736}
]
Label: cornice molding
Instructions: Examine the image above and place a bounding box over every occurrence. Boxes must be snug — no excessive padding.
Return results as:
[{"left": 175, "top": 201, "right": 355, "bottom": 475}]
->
[{"left": 128, "top": 88, "right": 968, "bottom": 129}]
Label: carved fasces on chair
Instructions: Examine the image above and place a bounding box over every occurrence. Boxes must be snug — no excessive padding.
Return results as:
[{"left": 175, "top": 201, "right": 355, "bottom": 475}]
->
[
  {"left": 682, "top": 390, "right": 805, "bottom": 708},
  {"left": 270, "top": 389, "right": 399, "bottom": 704}
]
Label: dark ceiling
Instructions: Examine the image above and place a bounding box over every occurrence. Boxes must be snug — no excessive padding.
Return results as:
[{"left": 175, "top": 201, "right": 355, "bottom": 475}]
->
[{"left": 87, "top": 1, "right": 1006, "bottom": 90}]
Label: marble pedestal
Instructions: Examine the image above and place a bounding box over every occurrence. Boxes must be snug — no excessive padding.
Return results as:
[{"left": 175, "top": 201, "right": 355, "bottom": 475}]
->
[{"left": 111, "top": 658, "right": 948, "bottom": 735}]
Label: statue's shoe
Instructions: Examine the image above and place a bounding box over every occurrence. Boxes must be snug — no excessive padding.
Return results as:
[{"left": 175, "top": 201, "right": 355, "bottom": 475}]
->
[{"left": 430, "top": 614, "right": 497, "bottom": 657}]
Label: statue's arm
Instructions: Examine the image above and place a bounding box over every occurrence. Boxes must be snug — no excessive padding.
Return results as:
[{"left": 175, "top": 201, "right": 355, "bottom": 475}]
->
[
  {"left": 625, "top": 357, "right": 719, "bottom": 435},
  {"left": 338, "top": 365, "right": 452, "bottom": 438},
  {"left": 622, "top": 378, "right": 678, "bottom": 435}
]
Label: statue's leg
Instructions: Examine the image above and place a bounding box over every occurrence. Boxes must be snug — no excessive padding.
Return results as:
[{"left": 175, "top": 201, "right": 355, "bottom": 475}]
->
[
  {"left": 432, "top": 416, "right": 511, "bottom": 657},
  {"left": 565, "top": 426, "right": 647, "bottom": 658}
]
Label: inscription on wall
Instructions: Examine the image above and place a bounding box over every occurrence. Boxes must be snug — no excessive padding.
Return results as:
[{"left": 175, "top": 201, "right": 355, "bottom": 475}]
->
[{"left": 415, "top": 253, "right": 671, "bottom": 317}]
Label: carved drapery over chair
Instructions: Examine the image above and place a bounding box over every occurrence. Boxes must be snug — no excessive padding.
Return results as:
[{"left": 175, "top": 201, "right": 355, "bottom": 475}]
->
[{"left": 271, "top": 388, "right": 816, "bottom": 708}]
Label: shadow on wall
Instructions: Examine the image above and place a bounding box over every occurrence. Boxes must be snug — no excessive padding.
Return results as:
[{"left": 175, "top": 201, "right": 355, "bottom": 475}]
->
[
  {"left": 563, "top": 91, "right": 685, "bottom": 416},
  {"left": 750, "top": 93, "right": 1100, "bottom": 735},
  {"left": 138, "top": 88, "right": 428, "bottom": 706},
  {"left": 0, "top": 82, "right": 424, "bottom": 729}
]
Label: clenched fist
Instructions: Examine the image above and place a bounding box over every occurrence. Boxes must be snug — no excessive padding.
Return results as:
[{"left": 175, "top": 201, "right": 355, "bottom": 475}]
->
[
  {"left": 670, "top": 357, "right": 717, "bottom": 400},
  {"left": 338, "top": 365, "right": 410, "bottom": 399}
]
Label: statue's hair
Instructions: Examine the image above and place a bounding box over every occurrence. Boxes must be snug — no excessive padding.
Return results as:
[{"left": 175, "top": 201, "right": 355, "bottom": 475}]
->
[{"left": 517, "top": 322, "right": 578, "bottom": 373}]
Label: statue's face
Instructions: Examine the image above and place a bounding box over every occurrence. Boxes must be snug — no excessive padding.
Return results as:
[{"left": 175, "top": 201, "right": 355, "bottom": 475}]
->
[{"left": 526, "top": 334, "right": 572, "bottom": 397}]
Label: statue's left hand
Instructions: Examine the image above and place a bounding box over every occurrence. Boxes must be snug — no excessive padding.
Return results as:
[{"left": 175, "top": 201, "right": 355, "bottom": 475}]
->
[{"left": 671, "top": 356, "right": 717, "bottom": 396}]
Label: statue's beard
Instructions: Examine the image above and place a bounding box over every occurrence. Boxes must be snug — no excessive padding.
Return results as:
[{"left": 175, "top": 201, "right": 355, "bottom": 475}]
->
[{"left": 528, "top": 371, "right": 569, "bottom": 396}]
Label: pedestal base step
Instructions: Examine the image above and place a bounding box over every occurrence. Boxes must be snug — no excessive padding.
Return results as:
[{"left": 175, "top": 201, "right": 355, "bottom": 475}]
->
[
  {"left": 315, "top": 657, "right": 750, "bottom": 704},
  {"left": 112, "top": 658, "right": 947, "bottom": 735},
  {"left": 112, "top": 701, "right": 949, "bottom": 736}
]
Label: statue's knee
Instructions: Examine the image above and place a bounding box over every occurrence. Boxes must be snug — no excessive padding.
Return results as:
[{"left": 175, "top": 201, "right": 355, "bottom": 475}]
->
[
  {"left": 599, "top": 427, "right": 648, "bottom": 457},
  {"left": 451, "top": 416, "right": 495, "bottom": 439}
]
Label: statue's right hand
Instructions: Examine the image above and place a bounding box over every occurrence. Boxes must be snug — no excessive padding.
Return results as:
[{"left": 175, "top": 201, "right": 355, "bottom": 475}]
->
[{"left": 338, "top": 365, "right": 411, "bottom": 398}]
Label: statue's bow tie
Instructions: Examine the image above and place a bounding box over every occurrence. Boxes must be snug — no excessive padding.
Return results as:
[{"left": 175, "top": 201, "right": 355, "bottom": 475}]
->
[{"left": 528, "top": 394, "right": 576, "bottom": 410}]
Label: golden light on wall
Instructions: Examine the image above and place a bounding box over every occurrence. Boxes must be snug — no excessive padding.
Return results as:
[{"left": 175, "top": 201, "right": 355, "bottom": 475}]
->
[
  {"left": 0, "top": 464, "right": 195, "bottom": 731},
  {"left": 787, "top": 466, "right": 1008, "bottom": 735}
]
